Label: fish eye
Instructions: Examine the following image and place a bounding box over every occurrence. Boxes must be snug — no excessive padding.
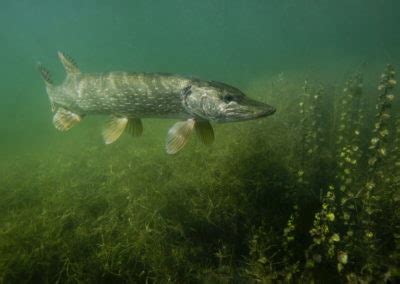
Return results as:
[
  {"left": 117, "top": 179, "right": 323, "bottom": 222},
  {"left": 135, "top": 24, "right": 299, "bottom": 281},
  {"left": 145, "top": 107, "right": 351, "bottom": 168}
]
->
[{"left": 222, "top": 94, "right": 234, "bottom": 103}]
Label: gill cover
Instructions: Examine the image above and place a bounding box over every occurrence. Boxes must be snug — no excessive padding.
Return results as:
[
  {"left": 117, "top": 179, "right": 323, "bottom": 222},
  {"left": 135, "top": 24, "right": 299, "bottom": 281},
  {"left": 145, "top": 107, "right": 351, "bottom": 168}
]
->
[{"left": 180, "top": 84, "right": 223, "bottom": 121}]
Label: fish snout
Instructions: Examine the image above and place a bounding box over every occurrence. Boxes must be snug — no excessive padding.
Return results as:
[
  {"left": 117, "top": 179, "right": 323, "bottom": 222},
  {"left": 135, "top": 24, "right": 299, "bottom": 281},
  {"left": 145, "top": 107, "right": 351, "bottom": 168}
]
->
[
  {"left": 242, "top": 97, "right": 276, "bottom": 119},
  {"left": 256, "top": 103, "right": 276, "bottom": 118}
]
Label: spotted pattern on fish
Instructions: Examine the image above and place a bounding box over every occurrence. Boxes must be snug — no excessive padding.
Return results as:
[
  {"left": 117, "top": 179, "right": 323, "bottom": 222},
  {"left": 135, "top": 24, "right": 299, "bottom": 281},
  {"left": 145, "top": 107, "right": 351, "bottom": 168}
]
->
[{"left": 61, "top": 72, "right": 191, "bottom": 119}]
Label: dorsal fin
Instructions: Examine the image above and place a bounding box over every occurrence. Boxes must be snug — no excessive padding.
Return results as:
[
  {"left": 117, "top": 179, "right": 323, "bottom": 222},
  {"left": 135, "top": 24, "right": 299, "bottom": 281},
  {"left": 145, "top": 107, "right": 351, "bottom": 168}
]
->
[
  {"left": 37, "top": 64, "right": 53, "bottom": 85},
  {"left": 57, "top": 51, "right": 81, "bottom": 75}
]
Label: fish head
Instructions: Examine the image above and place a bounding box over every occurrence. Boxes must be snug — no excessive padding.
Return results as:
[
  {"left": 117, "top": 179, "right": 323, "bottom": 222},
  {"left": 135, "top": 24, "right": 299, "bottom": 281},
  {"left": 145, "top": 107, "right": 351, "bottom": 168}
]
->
[{"left": 182, "top": 81, "right": 276, "bottom": 122}]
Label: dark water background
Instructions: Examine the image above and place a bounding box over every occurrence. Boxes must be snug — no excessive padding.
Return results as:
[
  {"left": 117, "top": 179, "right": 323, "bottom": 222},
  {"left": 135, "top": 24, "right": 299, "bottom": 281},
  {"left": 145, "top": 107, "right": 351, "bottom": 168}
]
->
[{"left": 1, "top": 0, "right": 400, "bottom": 282}]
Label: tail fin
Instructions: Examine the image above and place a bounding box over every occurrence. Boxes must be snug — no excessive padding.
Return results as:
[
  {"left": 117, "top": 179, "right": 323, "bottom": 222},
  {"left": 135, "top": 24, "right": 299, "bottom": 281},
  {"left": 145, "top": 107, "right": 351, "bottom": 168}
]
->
[{"left": 37, "top": 63, "right": 53, "bottom": 85}]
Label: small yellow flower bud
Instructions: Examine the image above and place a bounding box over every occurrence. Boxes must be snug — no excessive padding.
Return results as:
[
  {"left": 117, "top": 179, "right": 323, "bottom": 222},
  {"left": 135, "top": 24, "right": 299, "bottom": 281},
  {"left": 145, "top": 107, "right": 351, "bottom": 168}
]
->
[
  {"left": 366, "top": 181, "right": 375, "bottom": 190},
  {"left": 366, "top": 231, "right": 374, "bottom": 238},
  {"left": 337, "top": 263, "right": 344, "bottom": 272},
  {"left": 327, "top": 212, "right": 335, "bottom": 222},
  {"left": 386, "top": 94, "right": 395, "bottom": 101},
  {"left": 330, "top": 233, "right": 340, "bottom": 242},
  {"left": 258, "top": 257, "right": 267, "bottom": 264},
  {"left": 337, "top": 251, "right": 348, "bottom": 264},
  {"left": 371, "top": 137, "right": 379, "bottom": 145},
  {"left": 380, "top": 129, "right": 389, "bottom": 137}
]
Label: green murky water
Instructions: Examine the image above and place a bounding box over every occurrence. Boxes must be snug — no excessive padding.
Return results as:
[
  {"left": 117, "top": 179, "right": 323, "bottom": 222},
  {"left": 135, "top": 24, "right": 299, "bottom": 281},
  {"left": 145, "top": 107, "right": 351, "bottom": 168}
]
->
[{"left": 1, "top": 1, "right": 400, "bottom": 282}]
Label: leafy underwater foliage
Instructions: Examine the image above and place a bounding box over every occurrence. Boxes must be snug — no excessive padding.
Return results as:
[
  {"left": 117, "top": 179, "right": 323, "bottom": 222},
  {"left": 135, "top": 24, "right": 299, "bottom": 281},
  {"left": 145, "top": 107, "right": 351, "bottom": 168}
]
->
[{"left": 0, "top": 66, "right": 399, "bottom": 283}]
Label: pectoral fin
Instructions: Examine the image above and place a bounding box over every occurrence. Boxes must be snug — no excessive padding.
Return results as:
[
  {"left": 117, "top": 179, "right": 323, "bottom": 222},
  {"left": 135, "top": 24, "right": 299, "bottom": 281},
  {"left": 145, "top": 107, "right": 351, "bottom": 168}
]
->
[
  {"left": 195, "top": 121, "right": 214, "bottom": 145},
  {"left": 166, "top": 119, "right": 195, "bottom": 154},
  {"left": 102, "top": 116, "right": 128, "bottom": 144},
  {"left": 126, "top": 118, "right": 143, "bottom": 137},
  {"left": 53, "top": 108, "right": 81, "bottom": 131}
]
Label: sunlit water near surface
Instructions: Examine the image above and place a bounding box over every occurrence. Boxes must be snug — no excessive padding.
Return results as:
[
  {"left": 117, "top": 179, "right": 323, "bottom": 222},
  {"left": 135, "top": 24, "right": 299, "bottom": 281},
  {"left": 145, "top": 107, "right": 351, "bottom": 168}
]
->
[{"left": 1, "top": 1, "right": 400, "bottom": 282}]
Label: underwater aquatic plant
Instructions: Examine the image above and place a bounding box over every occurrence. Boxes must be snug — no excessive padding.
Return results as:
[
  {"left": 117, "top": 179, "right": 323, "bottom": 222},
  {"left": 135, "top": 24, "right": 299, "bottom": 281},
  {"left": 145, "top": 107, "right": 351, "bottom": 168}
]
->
[
  {"left": 361, "top": 65, "right": 397, "bottom": 278},
  {"left": 336, "top": 73, "right": 364, "bottom": 187},
  {"left": 329, "top": 66, "right": 397, "bottom": 281},
  {"left": 288, "top": 65, "right": 399, "bottom": 282},
  {"left": 333, "top": 73, "right": 365, "bottom": 274},
  {"left": 297, "top": 81, "right": 325, "bottom": 188},
  {"left": 367, "top": 65, "right": 396, "bottom": 172},
  {"left": 361, "top": 65, "right": 396, "bottom": 217}
]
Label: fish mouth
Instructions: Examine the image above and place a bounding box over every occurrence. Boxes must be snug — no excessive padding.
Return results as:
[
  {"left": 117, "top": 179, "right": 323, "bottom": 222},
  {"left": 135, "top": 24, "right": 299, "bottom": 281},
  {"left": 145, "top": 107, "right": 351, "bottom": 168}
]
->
[
  {"left": 237, "top": 98, "right": 276, "bottom": 120},
  {"left": 223, "top": 103, "right": 276, "bottom": 122},
  {"left": 254, "top": 105, "right": 276, "bottom": 118}
]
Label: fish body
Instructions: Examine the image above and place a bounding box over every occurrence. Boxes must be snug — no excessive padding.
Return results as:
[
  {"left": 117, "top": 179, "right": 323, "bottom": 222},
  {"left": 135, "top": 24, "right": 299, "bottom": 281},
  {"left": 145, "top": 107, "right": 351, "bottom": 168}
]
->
[
  {"left": 39, "top": 52, "right": 276, "bottom": 154},
  {"left": 56, "top": 72, "right": 191, "bottom": 119}
]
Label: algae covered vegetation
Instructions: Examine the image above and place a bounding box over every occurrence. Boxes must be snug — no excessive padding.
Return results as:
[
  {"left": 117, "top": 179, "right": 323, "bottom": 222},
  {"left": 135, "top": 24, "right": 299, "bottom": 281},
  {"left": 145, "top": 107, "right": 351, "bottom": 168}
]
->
[
  {"left": 1, "top": 0, "right": 400, "bottom": 283},
  {"left": 1, "top": 67, "right": 400, "bottom": 283}
]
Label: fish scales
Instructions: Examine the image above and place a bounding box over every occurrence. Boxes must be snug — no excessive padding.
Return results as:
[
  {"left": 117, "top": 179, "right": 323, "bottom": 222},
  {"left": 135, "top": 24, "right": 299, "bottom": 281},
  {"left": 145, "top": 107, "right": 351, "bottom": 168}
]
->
[{"left": 67, "top": 72, "right": 191, "bottom": 119}]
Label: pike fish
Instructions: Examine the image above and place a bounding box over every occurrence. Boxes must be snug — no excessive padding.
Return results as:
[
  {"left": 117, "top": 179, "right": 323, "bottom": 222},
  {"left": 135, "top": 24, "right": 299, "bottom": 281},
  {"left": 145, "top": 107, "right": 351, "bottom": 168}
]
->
[{"left": 38, "top": 52, "right": 276, "bottom": 154}]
